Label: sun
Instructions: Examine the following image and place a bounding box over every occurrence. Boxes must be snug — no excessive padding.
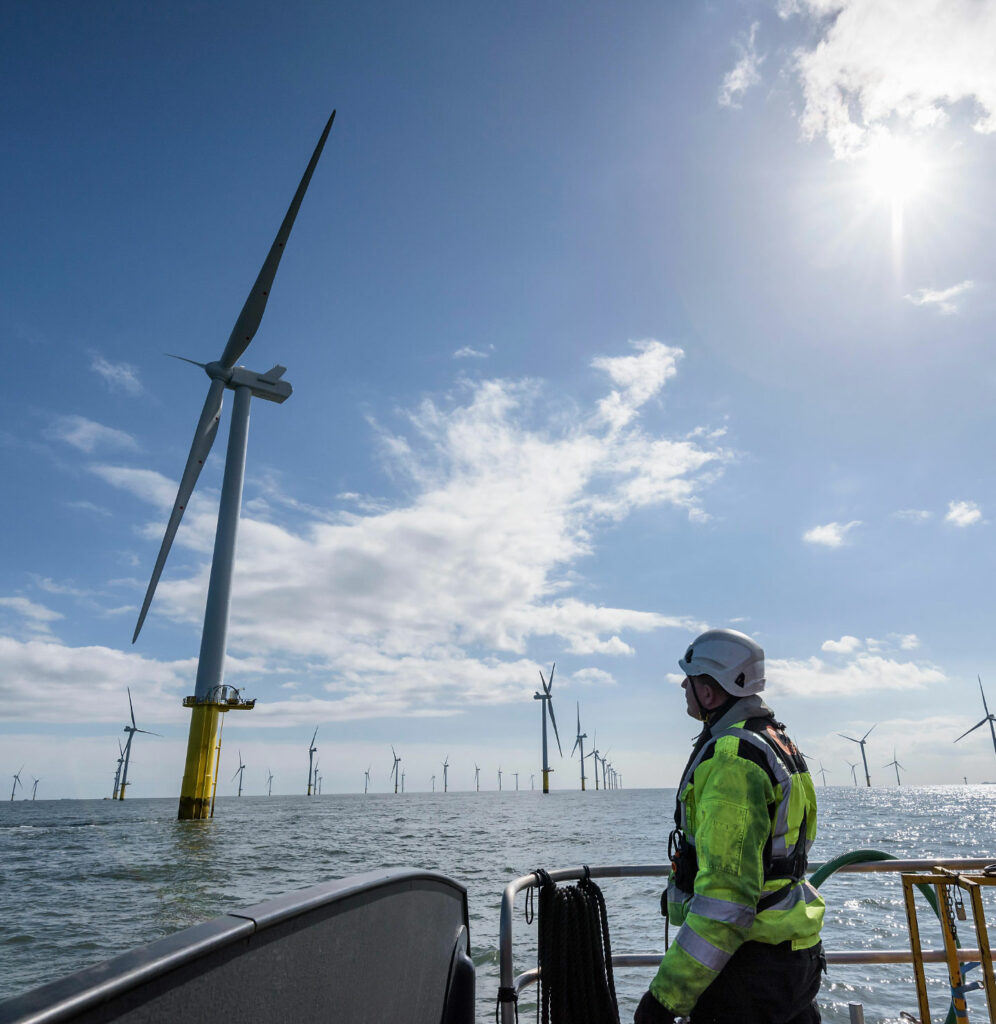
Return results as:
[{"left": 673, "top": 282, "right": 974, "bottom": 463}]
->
[{"left": 860, "top": 133, "right": 931, "bottom": 207}]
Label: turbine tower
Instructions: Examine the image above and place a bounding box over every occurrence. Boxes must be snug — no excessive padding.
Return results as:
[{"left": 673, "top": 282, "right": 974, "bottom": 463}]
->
[
  {"left": 111, "top": 740, "right": 125, "bottom": 799},
  {"left": 442, "top": 755, "right": 449, "bottom": 793},
  {"left": 474, "top": 764, "right": 480, "bottom": 792},
  {"left": 391, "top": 747, "right": 401, "bottom": 794},
  {"left": 431, "top": 774, "right": 436, "bottom": 793},
  {"left": 571, "top": 701, "right": 588, "bottom": 791},
  {"left": 587, "top": 733, "right": 601, "bottom": 790},
  {"left": 307, "top": 728, "right": 319, "bottom": 796},
  {"left": 233, "top": 751, "right": 246, "bottom": 796},
  {"left": 883, "top": 748, "right": 905, "bottom": 786},
  {"left": 119, "top": 688, "right": 161, "bottom": 800},
  {"left": 30, "top": 777, "right": 40, "bottom": 800},
  {"left": 364, "top": 766, "right": 371, "bottom": 794},
  {"left": 530, "top": 773, "right": 535, "bottom": 790},
  {"left": 514, "top": 771, "right": 519, "bottom": 791},
  {"left": 130, "top": 112, "right": 336, "bottom": 821},
  {"left": 401, "top": 770, "right": 405, "bottom": 793},
  {"left": 534, "top": 663, "right": 562, "bottom": 794},
  {"left": 10, "top": 766, "right": 23, "bottom": 801},
  {"left": 498, "top": 766, "right": 503, "bottom": 791},
  {"left": 839, "top": 724, "right": 876, "bottom": 787},
  {"left": 954, "top": 676, "right": 996, "bottom": 758},
  {"left": 266, "top": 768, "right": 274, "bottom": 796}
]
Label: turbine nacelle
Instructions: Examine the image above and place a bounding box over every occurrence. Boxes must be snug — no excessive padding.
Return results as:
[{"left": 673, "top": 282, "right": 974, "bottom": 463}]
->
[{"left": 202, "top": 361, "right": 294, "bottom": 403}]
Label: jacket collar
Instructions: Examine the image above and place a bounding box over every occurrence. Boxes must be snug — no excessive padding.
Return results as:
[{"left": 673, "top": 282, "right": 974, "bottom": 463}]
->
[{"left": 705, "top": 693, "right": 773, "bottom": 737}]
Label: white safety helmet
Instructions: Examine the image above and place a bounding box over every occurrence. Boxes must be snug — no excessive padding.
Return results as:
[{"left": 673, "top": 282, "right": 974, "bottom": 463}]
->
[{"left": 678, "top": 628, "right": 765, "bottom": 696}]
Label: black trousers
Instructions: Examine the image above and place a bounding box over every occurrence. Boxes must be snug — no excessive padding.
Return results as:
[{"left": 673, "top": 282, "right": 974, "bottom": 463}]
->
[{"left": 688, "top": 940, "right": 824, "bottom": 1024}]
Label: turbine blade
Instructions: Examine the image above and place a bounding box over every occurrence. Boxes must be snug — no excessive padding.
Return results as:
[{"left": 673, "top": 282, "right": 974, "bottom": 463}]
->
[
  {"left": 955, "top": 719, "right": 988, "bottom": 742},
  {"left": 548, "top": 663, "right": 556, "bottom": 691},
  {"left": 862, "top": 723, "right": 877, "bottom": 741},
  {"left": 166, "top": 353, "right": 208, "bottom": 369},
  {"left": 219, "top": 111, "right": 336, "bottom": 369},
  {"left": 135, "top": 729, "right": 163, "bottom": 737},
  {"left": 548, "top": 699, "right": 562, "bottom": 756},
  {"left": 981, "top": 676, "right": 991, "bottom": 716},
  {"left": 128, "top": 687, "right": 136, "bottom": 728},
  {"left": 133, "top": 378, "right": 225, "bottom": 642},
  {"left": 311, "top": 727, "right": 319, "bottom": 746},
  {"left": 571, "top": 736, "right": 580, "bottom": 757}
]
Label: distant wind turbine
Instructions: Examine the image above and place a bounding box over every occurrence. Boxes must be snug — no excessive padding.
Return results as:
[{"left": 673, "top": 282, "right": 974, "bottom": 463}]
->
[
  {"left": 307, "top": 728, "right": 319, "bottom": 796},
  {"left": 571, "top": 702, "right": 588, "bottom": 791},
  {"left": 883, "top": 748, "right": 905, "bottom": 786},
  {"left": 364, "top": 766, "right": 371, "bottom": 794},
  {"left": 474, "top": 764, "right": 480, "bottom": 792},
  {"left": 10, "top": 766, "right": 23, "bottom": 801},
  {"left": 587, "top": 733, "right": 602, "bottom": 790},
  {"left": 498, "top": 766, "right": 503, "bottom": 792},
  {"left": 442, "top": 755, "right": 449, "bottom": 793},
  {"left": 266, "top": 768, "right": 274, "bottom": 796},
  {"left": 390, "top": 747, "right": 402, "bottom": 794},
  {"left": 838, "top": 724, "right": 876, "bottom": 787},
  {"left": 431, "top": 774, "right": 436, "bottom": 793},
  {"left": 111, "top": 740, "right": 125, "bottom": 799},
  {"left": 847, "top": 761, "right": 859, "bottom": 787},
  {"left": 130, "top": 112, "right": 336, "bottom": 821},
  {"left": 955, "top": 676, "right": 996, "bottom": 759},
  {"left": 401, "top": 770, "right": 405, "bottom": 793},
  {"left": 534, "top": 664, "right": 562, "bottom": 794},
  {"left": 233, "top": 751, "right": 246, "bottom": 796},
  {"left": 514, "top": 771, "right": 519, "bottom": 791},
  {"left": 119, "top": 688, "right": 162, "bottom": 800},
  {"left": 817, "top": 761, "right": 830, "bottom": 787},
  {"left": 530, "top": 773, "right": 535, "bottom": 790}
]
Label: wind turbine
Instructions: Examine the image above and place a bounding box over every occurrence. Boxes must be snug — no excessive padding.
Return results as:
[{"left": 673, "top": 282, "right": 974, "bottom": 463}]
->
[
  {"left": 364, "top": 766, "right": 371, "bottom": 794},
  {"left": 401, "top": 770, "right": 405, "bottom": 793},
  {"left": 587, "top": 733, "right": 601, "bottom": 790},
  {"left": 838, "top": 724, "right": 876, "bottom": 787},
  {"left": 431, "top": 774, "right": 436, "bottom": 793},
  {"left": 266, "top": 768, "right": 274, "bottom": 796},
  {"left": 474, "top": 764, "right": 480, "bottom": 792},
  {"left": 954, "top": 676, "right": 996, "bottom": 758},
  {"left": 530, "top": 773, "right": 535, "bottom": 790},
  {"left": 30, "top": 777, "right": 40, "bottom": 800},
  {"left": 442, "top": 755, "right": 449, "bottom": 793},
  {"left": 130, "top": 112, "right": 336, "bottom": 821},
  {"left": 571, "top": 702, "right": 588, "bottom": 791},
  {"left": 233, "top": 751, "right": 246, "bottom": 796},
  {"left": 307, "top": 728, "right": 319, "bottom": 796},
  {"left": 498, "top": 766, "right": 503, "bottom": 791},
  {"left": 390, "top": 747, "right": 401, "bottom": 794},
  {"left": 847, "top": 761, "right": 859, "bottom": 787},
  {"left": 119, "top": 688, "right": 162, "bottom": 800},
  {"left": 534, "top": 663, "right": 562, "bottom": 794},
  {"left": 514, "top": 771, "right": 520, "bottom": 790},
  {"left": 111, "top": 739, "right": 125, "bottom": 799},
  {"left": 817, "top": 761, "right": 830, "bottom": 787},
  {"left": 10, "top": 766, "right": 23, "bottom": 801},
  {"left": 883, "top": 749, "right": 905, "bottom": 786}
]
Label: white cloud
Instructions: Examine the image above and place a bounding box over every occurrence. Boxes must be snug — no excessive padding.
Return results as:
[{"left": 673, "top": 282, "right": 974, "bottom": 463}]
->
[
  {"left": 893, "top": 508, "right": 932, "bottom": 522},
  {"left": 719, "top": 22, "right": 764, "bottom": 109},
  {"left": 592, "top": 339, "right": 682, "bottom": 431},
  {"left": 895, "top": 633, "right": 921, "bottom": 650},
  {"left": 946, "top": 500, "right": 982, "bottom": 527},
  {"left": 905, "top": 280, "right": 975, "bottom": 314},
  {"left": 0, "top": 597, "right": 63, "bottom": 624},
  {"left": 571, "top": 667, "right": 618, "bottom": 688},
  {"left": 453, "top": 346, "right": 492, "bottom": 359},
  {"left": 821, "top": 635, "right": 861, "bottom": 654},
  {"left": 80, "top": 345, "right": 724, "bottom": 721},
  {"left": 803, "top": 520, "right": 861, "bottom": 547},
  {"left": 789, "top": 0, "right": 996, "bottom": 158},
  {"left": 769, "top": 652, "right": 945, "bottom": 696},
  {"left": 47, "top": 415, "right": 140, "bottom": 454},
  {"left": 89, "top": 353, "right": 144, "bottom": 396}
]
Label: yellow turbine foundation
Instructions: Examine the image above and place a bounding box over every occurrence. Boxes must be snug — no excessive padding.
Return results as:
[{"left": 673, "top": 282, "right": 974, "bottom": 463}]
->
[
  {"left": 542, "top": 768, "right": 550, "bottom": 794},
  {"left": 178, "top": 703, "right": 220, "bottom": 820}
]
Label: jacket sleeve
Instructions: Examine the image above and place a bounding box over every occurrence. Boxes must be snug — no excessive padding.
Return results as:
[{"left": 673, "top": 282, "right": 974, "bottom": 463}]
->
[{"left": 650, "top": 746, "right": 774, "bottom": 1016}]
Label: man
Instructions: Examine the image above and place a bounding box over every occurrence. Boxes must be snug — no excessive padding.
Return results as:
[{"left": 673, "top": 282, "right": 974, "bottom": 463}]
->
[{"left": 634, "top": 628, "right": 825, "bottom": 1024}]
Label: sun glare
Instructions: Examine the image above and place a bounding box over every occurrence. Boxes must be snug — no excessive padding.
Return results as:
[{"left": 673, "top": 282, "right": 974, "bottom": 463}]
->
[{"left": 860, "top": 134, "right": 931, "bottom": 207}]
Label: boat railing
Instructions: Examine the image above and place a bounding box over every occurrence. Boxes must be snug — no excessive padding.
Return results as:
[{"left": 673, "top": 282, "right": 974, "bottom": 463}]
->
[{"left": 498, "top": 856, "right": 996, "bottom": 1024}]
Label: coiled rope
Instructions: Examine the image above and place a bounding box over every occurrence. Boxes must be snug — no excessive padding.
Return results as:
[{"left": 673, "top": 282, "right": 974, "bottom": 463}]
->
[{"left": 535, "top": 866, "right": 621, "bottom": 1024}]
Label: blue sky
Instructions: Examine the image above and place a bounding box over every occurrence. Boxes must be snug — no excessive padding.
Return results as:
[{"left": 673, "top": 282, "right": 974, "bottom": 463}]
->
[{"left": 3, "top": 0, "right": 996, "bottom": 797}]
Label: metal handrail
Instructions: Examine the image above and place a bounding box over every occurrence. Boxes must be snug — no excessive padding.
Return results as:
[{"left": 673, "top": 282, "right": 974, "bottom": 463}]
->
[{"left": 497, "top": 857, "right": 996, "bottom": 1024}]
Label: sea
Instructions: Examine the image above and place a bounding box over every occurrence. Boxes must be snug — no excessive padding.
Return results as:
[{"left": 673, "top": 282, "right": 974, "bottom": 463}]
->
[{"left": 3, "top": 786, "right": 996, "bottom": 1024}]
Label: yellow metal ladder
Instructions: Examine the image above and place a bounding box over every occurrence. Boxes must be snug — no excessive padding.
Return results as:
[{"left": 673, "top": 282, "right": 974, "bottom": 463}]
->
[{"left": 902, "top": 868, "right": 996, "bottom": 1023}]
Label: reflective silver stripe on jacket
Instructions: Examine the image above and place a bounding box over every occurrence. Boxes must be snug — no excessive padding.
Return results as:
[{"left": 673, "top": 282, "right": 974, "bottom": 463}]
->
[
  {"left": 675, "top": 924, "right": 732, "bottom": 972},
  {"left": 667, "top": 878, "right": 693, "bottom": 906},
  {"left": 757, "top": 880, "right": 822, "bottom": 915},
  {"left": 687, "top": 893, "right": 756, "bottom": 929}
]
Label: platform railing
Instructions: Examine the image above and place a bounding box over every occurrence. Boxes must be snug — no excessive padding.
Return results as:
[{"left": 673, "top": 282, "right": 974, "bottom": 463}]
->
[{"left": 498, "top": 857, "right": 996, "bottom": 1024}]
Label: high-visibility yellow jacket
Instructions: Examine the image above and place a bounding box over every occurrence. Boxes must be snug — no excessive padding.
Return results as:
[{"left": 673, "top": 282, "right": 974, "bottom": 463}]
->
[{"left": 650, "top": 695, "right": 825, "bottom": 1017}]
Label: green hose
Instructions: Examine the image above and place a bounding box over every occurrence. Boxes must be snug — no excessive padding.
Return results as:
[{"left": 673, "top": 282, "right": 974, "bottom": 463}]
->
[{"left": 810, "top": 850, "right": 957, "bottom": 1024}]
